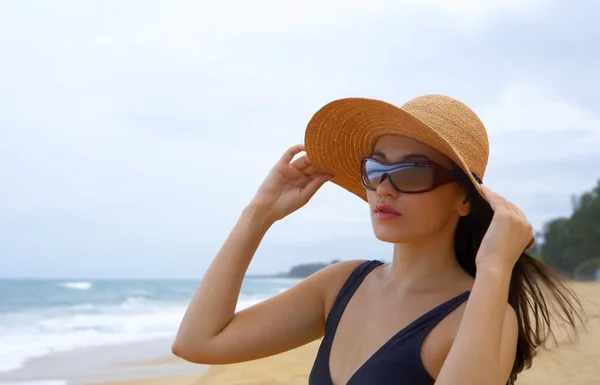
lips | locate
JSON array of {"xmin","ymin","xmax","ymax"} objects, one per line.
[
  {"xmin": 374, "ymin": 204, "xmax": 402, "ymax": 221},
  {"xmin": 375, "ymin": 204, "xmax": 401, "ymax": 215}
]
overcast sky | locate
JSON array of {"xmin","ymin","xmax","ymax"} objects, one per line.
[{"xmin": 1, "ymin": 0, "xmax": 599, "ymax": 278}]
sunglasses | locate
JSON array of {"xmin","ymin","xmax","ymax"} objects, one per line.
[{"xmin": 360, "ymin": 157, "xmax": 456, "ymax": 193}]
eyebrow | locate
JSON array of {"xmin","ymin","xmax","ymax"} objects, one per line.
[{"xmin": 370, "ymin": 151, "xmax": 431, "ymax": 161}]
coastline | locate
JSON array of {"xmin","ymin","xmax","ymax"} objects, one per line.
[
  {"xmin": 0, "ymin": 276, "xmax": 301, "ymax": 385},
  {"xmin": 2, "ymin": 282, "xmax": 599, "ymax": 385},
  {"xmin": 0, "ymin": 338, "xmax": 208, "ymax": 385}
]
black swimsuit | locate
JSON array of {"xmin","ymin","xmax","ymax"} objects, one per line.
[{"xmin": 308, "ymin": 260, "xmax": 470, "ymax": 385}]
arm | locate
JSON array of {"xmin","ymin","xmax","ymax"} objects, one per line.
[
  {"xmin": 172, "ymin": 204, "xmax": 362, "ymax": 364},
  {"xmin": 436, "ymin": 185, "xmax": 529, "ymax": 385},
  {"xmin": 435, "ymin": 265, "xmax": 518, "ymax": 385},
  {"xmin": 172, "ymin": 143, "xmax": 344, "ymax": 364}
]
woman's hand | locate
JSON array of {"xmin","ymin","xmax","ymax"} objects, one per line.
[
  {"xmin": 476, "ymin": 185, "xmax": 533, "ymax": 272},
  {"xmin": 249, "ymin": 144, "xmax": 333, "ymax": 224}
]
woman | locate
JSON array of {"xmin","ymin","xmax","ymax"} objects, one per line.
[{"xmin": 172, "ymin": 95, "xmax": 584, "ymax": 384}]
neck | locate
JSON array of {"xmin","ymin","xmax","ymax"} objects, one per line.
[{"xmin": 383, "ymin": 231, "xmax": 470, "ymax": 293}]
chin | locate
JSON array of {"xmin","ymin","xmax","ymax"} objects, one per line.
[{"xmin": 371, "ymin": 224, "xmax": 415, "ymax": 244}]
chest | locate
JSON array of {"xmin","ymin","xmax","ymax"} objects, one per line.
[{"xmin": 327, "ymin": 290, "xmax": 465, "ymax": 385}]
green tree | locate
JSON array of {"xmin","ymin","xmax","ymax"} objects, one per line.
[{"xmin": 538, "ymin": 180, "xmax": 600, "ymax": 278}]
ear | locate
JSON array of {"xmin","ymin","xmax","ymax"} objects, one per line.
[{"xmin": 456, "ymin": 187, "xmax": 471, "ymax": 217}]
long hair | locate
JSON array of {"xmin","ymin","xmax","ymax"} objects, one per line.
[{"xmin": 452, "ymin": 165, "xmax": 586, "ymax": 384}]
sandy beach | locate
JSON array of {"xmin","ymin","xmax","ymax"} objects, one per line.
[
  {"xmin": 86, "ymin": 282, "xmax": 600, "ymax": 385},
  {"xmin": 91, "ymin": 341, "xmax": 321, "ymax": 385}
]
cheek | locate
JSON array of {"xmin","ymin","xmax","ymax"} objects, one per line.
[
  {"xmin": 365, "ymin": 189, "xmax": 379, "ymax": 208},
  {"xmin": 401, "ymin": 189, "xmax": 459, "ymax": 226},
  {"xmin": 365, "ymin": 188, "xmax": 460, "ymax": 243}
]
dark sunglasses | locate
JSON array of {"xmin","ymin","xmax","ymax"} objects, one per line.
[{"xmin": 360, "ymin": 157, "xmax": 455, "ymax": 193}]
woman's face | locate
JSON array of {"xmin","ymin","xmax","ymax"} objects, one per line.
[{"xmin": 365, "ymin": 135, "xmax": 470, "ymax": 244}]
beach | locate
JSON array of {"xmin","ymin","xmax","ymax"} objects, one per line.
[
  {"xmin": 92, "ymin": 341, "xmax": 322, "ymax": 385},
  {"xmin": 2, "ymin": 281, "xmax": 598, "ymax": 385},
  {"xmin": 90, "ymin": 282, "xmax": 600, "ymax": 385}
]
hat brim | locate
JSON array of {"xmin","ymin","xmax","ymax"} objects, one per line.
[{"xmin": 304, "ymin": 98, "xmax": 535, "ymax": 250}]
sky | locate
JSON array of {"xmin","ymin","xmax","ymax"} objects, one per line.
[{"xmin": 1, "ymin": 0, "xmax": 599, "ymax": 278}]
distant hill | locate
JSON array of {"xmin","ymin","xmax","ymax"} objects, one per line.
[{"xmin": 247, "ymin": 259, "xmax": 342, "ymax": 279}]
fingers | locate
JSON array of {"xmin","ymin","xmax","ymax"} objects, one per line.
[
  {"xmin": 301, "ymin": 164, "xmax": 318, "ymax": 175},
  {"xmin": 280, "ymin": 144, "xmax": 305, "ymax": 164},
  {"xmin": 480, "ymin": 185, "xmax": 505, "ymax": 211},
  {"xmin": 481, "ymin": 185, "xmax": 513, "ymax": 210},
  {"xmin": 481, "ymin": 185, "xmax": 533, "ymax": 232},
  {"xmin": 290, "ymin": 152, "xmax": 320, "ymax": 177},
  {"xmin": 279, "ymin": 143, "xmax": 334, "ymax": 201},
  {"xmin": 291, "ymin": 154, "xmax": 311, "ymax": 170},
  {"xmin": 301, "ymin": 173, "xmax": 333, "ymax": 201}
]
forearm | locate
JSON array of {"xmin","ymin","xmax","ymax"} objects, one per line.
[
  {"xmin": 435, "ymin": 263, "xmax": 513, "ymax": 385},
  {"xmin": 174, "ymin": 204, "xmax": 273, "ymax": 346}
]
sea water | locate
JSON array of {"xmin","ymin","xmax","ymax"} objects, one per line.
[{"xmin": 0, "ymin": 277, "xmax": 298, "ymax": 379}]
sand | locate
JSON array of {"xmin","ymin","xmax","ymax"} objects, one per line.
[
  {"xmin": 515, "ymin": 282, "xmax": 600, "ymax": 385},
  {"xmin": 94, "ymin": 282, "xmax": 600, "ymax": 385}
]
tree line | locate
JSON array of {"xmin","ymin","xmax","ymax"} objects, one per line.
[{"xmin": 530, "ymin": 180, "xmax": 600, "ymax": 280}]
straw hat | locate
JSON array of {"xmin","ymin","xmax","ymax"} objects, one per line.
[{"xmin": 304, "ymin": 94, "xmax": 535, "ymax": 250}]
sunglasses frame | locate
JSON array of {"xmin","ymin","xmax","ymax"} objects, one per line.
[{"xmin": 360, "ymin": 157, "xmax": 456, "ymax": 194}]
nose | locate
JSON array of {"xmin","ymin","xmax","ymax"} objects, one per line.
[{"xmin": 375, "ymin": 173, "xmax": 398, "ymax": 197}]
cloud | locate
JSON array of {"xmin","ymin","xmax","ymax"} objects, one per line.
[
  {"xmin": 1, "ymin": 0, "xmax": 598, "ymax": 277},
  {"xmin": 476, "ymin": 81, "xmax": 600, "ymax": 230},
  {"xmin": 482, "ymin": 81, "xmax": 600, "ymax": 162}
]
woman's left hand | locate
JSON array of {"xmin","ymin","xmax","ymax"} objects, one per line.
[{"xmin": 476, "ymin": 185, "xmax": 533, "ymax": 272}]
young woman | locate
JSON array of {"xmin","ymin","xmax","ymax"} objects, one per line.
[{"xmin": 172, "ymin": 95, "xmax": 584, "ymax": 385}]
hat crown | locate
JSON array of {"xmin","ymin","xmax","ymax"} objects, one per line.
[{"xmin": 401, "ymin": 94, "xmax": 489, "ymax": 180}]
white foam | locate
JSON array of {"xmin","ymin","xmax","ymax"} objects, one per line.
[
  {"xmin": 0, "ymin": 280, "xmax": 297, "ymax": 375},
  {"xmin": 0, "ymin": 297, "xmax": 274, "ymax": 373},
  {"xmin": 57, "ymin": 282, "xmax": 92, "ymax": 290},
  {"xmin": 0, "ymin": 303, "xmax": 186, "ymax": 373}
]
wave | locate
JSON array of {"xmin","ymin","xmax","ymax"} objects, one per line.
[
  {"xmin": 57, "ymin": 281, "xmax": 92, "ymax": 290},
  {"xmin": 0, "ymin": 297, "xmax": 274, "ymax": 373},
  {"xmin": 119, "ymin": 297, "xmax": 148, "ymax": 308},
  {"xmin": 0, "ymin": 304, "xmax": 185, "ymax": 373},
  {"xmin": 0, "ymin": 278, "xmax": 298, "ymax": 374}
]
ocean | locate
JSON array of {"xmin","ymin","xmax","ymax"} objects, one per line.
[{"xmin": 0, "ymin": 277, "xmax": 299, "ymax": 383}]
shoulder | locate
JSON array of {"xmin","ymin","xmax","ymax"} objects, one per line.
[
  {"xmin": 287, "ymin": 259, "xmax": 371, "ymax": 307},
  {"xmin": 307, "ymin": 259, "xmax": 375, "ymax": 318},
  {"xmin": 456, "ymin": 298, "xmax": 518, "ymax": 353}
]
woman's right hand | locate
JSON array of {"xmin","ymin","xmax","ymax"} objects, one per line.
[{"xmin": 249, "ymin": 143, "xmax": 333, "ymax": 224}]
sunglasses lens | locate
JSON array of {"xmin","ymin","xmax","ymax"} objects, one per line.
[{"xmin": 362, "ymin": 160, "xmax": 434, "ymax": 192}]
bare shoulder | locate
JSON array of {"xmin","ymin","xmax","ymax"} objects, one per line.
[{"xmin": 307, "ymin": 259, "xmax": 370, "ymax": 320}]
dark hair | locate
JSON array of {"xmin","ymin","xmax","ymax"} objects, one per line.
[{"xmin": 452, "ymin": 165, "xmax": 586, "ymax": 385}]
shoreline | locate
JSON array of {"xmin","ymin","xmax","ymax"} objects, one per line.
[
  {"xmin": 0, "ymin": 338, "xmax": 208, "ymax": 385},
  {"xmin": 3, "ymin": 282, "xmax": 599, "ymax": 385}
]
